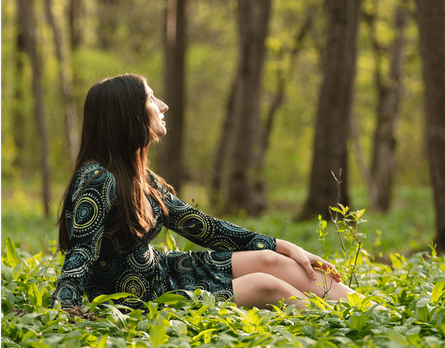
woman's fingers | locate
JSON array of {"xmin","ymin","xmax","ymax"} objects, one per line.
[{"xmin": 312, "ymin": 260, "xmax": 341, "ymax": 283}]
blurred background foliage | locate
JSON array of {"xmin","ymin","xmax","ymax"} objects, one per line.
[{"xmin": 1, "ymin": 0, "xmax": 441, "ymax": 257}]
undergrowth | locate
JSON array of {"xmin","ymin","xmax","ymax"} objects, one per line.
[{"xmin": 2, "ymin": 206, "xmax": 445, "ymax": 347}]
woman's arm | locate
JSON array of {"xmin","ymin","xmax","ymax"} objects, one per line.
[
  {"xmin": 275, "ymin": 239, "xmax": 341, "ymax": 283},
  {"xmin": 164, "ymin": 193, "xmax": 276, "ymax": 252}
]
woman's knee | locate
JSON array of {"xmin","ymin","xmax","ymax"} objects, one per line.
[
  {"xmin": 257, "ymin": 250, "xmax": 292, "ymax": 270},
  {"xmin": 232, "ymin": 250, "xmax": 295, "ymax": 279}
]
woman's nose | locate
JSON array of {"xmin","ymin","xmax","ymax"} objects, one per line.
[{"xmin": 159, "ymin": 100, "xmax": 168, "ymax": 113}]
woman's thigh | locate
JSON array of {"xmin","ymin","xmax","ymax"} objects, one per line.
[
  {"xmin": 232, "ymin": 272, "xmax": 308, "ymax": 309},
  {"xmin": 232, "ymin": 250, "xmax": 304, "ymax": 280}
]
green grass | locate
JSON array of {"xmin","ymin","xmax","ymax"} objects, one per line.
[{"xmin": 1, "ymin": 182, "xmax": 436, "ymax": 259}]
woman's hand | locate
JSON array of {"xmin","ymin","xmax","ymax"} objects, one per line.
[{"xmin": 275, "ymin": 239, "xmax": 341, "ymax": 283}]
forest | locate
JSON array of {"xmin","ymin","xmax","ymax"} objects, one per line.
[{"xmin": 2, "ymin": 0, "xmax": 445, "ymax": 347}]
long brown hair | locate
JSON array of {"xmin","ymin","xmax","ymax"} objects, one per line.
[{"xmin": 58, "ymin": 74, "xmax": 174, "ymax": 253}]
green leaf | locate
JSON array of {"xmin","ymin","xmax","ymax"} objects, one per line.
[
  {"xmin": 89, "ymin": 292, "xmax": 135, "ymax": 312},
  {"xmin": 97, "ymin": 334, "xmax": 109, "ymax": 348},
  {"xmin": 347, "ymin": 292, "xmax": 362, "ymax": 307},
  {"xmin": 349, "ymin": 313, "xmax": 368, "ymax": 332},
  {"xmin": 155, "ymin": 292, "xmax": 189, "ymax": 307},
  {"xmin": 2, "ymin": 287, "xmax": 15, "ymax": 304},
  {"xmin": 12, "ymin": 264, "xmax": 24, "ymax": 281},
  {"xmin": 28, "ymin": 282, "xmax": 43, "ymax": 307},
  {"xmin": 390, "ymin": 254, "xmax": 403, "ymax": 269},
  {"xmin": 170, "ymin": 319, "xmax": 188, "ymax": 336},
  {"xmin": 329, "ymin": 206, "xmax": 343, "ymax": 214},
  {"xmin": 431, "ymin": 278, "xmax": 445, "ymax": 304},
  {"xmin": 181, "ymin": 240, "xmax": 194, "ymax": 252},
  {"xmin": 166, "ymin": 230, "xmax": 178, "ymax": 250},
  {"xmin": 5, "ymin": 237, "xmax": 21, "ymax": 268},
  {"xmin": 150, "ymin": 323, "xmax": 166, "ymax": 346}
]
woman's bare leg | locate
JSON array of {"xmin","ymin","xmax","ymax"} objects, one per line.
[
  {"xmin": 232, "ymin": 272, "xmax": 309, "ymax": 309},
  {"xmin": 232, "ymin": 250, "xmax": 354, "ymax": 301}
]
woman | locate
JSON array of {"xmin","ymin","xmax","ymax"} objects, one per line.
[{"xmin": 52, "ymin": 74, "xmax": 354, "ymax": 311}]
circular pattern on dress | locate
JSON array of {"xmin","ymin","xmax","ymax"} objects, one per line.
[
  {"xmin": 177, "ymin": 213, "xmax": 210, "ymax": 240},
  {"xmin": 128, "ymin": 246, "xmax": 155, "ymax": 273},
  {"xmin": 174, "ymin": 253, "xmax": 198, "ymax": 272},
  {"xmin": 214, "ymin": 289, "xmax": 233, "ymax": 302},
  {"xmin": 219, "ymin": 220, "xmax": 250, "ymax": 233},
  {"xmin": 249, "ymin": 236, "xmax": 274, "ymax": 250},
  {"xmin": 165, "ymin": 195, "xmax": 189, "ymax": 211},
  {"xmin": 122, "ymin": 276, "xmax": 146, "ymax": 303},
  {"xmin": 91, "ymin": 258, "xmax": 120, "ymax": 279},
  {"xmin": 73, "ymin": 196, "xmax": 99, "ymax": 230},
  {"xmin": 53, "ymin": 282, "xmax": 79, "ymax": 307},
  {"xmin": 202, "ymin": 251, "xmax": 232, "ymax": 269},
  {"xmin": 178, "ymin": 274, "xmax": 196, "ymax": 289},
  {"xmin": 63, "ymin": 248, "xmax": 91, "ymax": 277}
]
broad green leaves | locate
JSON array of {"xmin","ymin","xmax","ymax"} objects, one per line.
[{"xmin": 2, "ymin": 237, "xmax": 445, "ymax": 347}]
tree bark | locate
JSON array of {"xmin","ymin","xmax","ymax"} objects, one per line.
[
  {"xmin": 209, "ymin": 67, "xmax": 241, "ymax": 209},
  {"xmin": 368, "ymin": 2, "xmax": 407, "ymax": 213},
  {"xmin": 258, "ymin": 8, "xmax": 314, "ymax": 179},
  {"xmin": 17, "ymin": 0, "xmax": 51, "ymax": 217},
  {"xmin": 97, "ymin": 0, "xmax": 119, "ymax": 50},
  {"xmin": 68, "ymin": 0, "xmax": 82, "ymax": 51},
  {"xmin": 44, "ymin": 0, "xmax": 80, "ymax": 165},
  {"xmin": 297, "ymin": 0, "xmax": 361, "ymax": 220},
  {"xmin": 13, "ymin": 28, "xmax": 26, "ymax": 169},
  {"xmin": 159, "ymin": 0, "xmax": 187, "ymax": 193},
  {"xmin": 414, "ymin": 0, "xmax": 445, "ymax": 254},
  {"xmin": 225, "ymin": 0, "xmax": 272, "ymax": 216}
]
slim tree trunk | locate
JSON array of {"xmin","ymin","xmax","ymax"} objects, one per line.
[
  {"xmin": 225, "ymin": 0, "xmax": 272, "ymax": 216},
  {"xmin": 160, "ymin": 0, "xmax": 187, "ymax": 193},
  {"xmin": 17, "ymin": 0, "xmax": 51, "ymax": 217},
  {"xmin": 13, "ymin": 28, "xmax": 26, "ymax": 169},
  {"xmin": 367, "ymin": 2, "xmax": 407, "ymax": 213},
  {"xmin": 44, "ymin": 0, "xmax": 80, "ymax": 165},
  {"xmin": 210, "ymin": 67, "xmax": 241, "ymax": 209},
  {"xmin": 97, "ymin": 0, "xmax": 118, "ymax": 50},
  {"xmin": 297, "ymin": 0, "xmax": 361, "ymax": 220},
  {"xmin": 258, "ymin": 8, "xmax": 314, "ymax": 177},
  {"xmin": 414, "ymin": 0, "xmax": 445, "ymax": 254},
  {"xmin": 69, "ymin": 0, "xmax": 82, "ymax": 51}
]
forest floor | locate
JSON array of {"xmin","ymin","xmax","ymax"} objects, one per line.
[{"xmin": 1, "ymin": 182, "xmax": 435, "ymax": 260}]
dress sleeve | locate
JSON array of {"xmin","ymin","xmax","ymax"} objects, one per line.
[
  {"xmin": 52, "ymin": 167, "xmax": 117, "ymax": 308},
  {"xmin": 163, "ymin": 193, "xmax": 276, "ymax": 252}
]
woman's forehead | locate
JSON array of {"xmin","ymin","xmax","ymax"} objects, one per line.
[{"xmin": 145, "ymin": 84, "xmax": 154, "ymax": 95}]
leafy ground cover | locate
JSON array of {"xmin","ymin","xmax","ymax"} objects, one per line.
[
  {"xmin": 2, "ymin": 186, "xmax": 443, "ymax": 347},
  {"xmin": 2, "ymin": 223, "xmax": 445, "ymax": 347}
]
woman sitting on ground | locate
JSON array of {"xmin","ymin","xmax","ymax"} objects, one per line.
[{"xmin": 52, "ymin": 73, "xmax": 355, "ymax": 311}]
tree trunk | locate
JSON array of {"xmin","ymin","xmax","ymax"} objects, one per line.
[
  {"xmin": 97, "ymin": 0, "xmax": 119, "ymax": 50},
  {"xmin": 44, "ymin": 0, "xmax": 80, "ymax": 165},
  {"xmin": 17, "ymin": 0, "xmax": 51, "ymax": 217},
  {"xmin": 13, "ymin": 28, "xmax": 26, "ymax": 169},
  {"xmin": 159, "ymin": 0, "xmax": 187, "ymax": 193},
  {"xmin": 68, "ymin": 0, "xmax": 82, "ymax": 51},
  {"xmin": 368, "ymin": 2, "xmax": 407, "ymax": 213},
  {"xmin": 297, "ymin": 0, "xmax": 361, "ymax": 221},
  {"xmin": 225, "ymin": 0, "xmax": 272, "ymax": 216},
  {"xmin": 209, "ymin": 67, "xmax": 241, "ymax": 209},
  {"xmin": 414, "ymin": 0, "xmax": 445, "ymax": 254},
  {"xmin": 258, "ymin": 8, "xmax": 314, "ymax": 182}
]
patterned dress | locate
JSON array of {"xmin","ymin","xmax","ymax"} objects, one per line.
[{"xmin": 52, "ymin": 162, "xmax": 276, "ymax": 309}]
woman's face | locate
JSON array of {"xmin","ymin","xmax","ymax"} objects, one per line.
[{"xmin": 146, "ymin": 85, "xmax": 168, "ymax": 137}]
